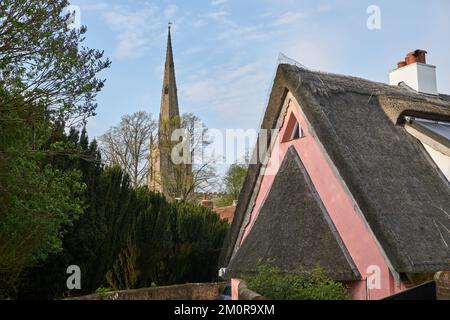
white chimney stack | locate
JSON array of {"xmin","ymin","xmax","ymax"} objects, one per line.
[{"xmin": 389, "ymin": 49, "xmax": 438, "ymax": 96}]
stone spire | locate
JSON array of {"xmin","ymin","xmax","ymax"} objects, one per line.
[
  {"xmin": 148, "ymin": 24, "xmax": 188, "ymax": 198},
  {"xmin": 159, "ymin": 24, "xmax": 180, "ymax": 128}
]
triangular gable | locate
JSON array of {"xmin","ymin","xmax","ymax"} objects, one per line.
[{"xmin": 226, "ymin": 146, "xmax": 360, "ymax": 281}]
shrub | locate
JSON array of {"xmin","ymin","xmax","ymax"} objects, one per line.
[{"xmin": 245, "ymin": 265, "xmax": 351, "ymax": 300}]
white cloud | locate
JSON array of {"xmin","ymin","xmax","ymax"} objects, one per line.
[
  {"xmin": 317, "ymin": 4, "xmax": 333, "ymax": 12},
  {"xmin": 79, "ymin": 2, "xmax": 108, "ymax": 11},
  {"xmin": 205, "ymin": 10, "xmax": 231, "ymax": 21},
  {"xmin": 164, "ymin": 4, "xmax": 178, "ymax": 20},
  {"xmin": 192, "ymin": 19, "xmax": 208, "ymax": 28},
  {"xmin": 211, "ymin": 0, "xmax": 228, "ymax": 6},
  {"xmin": 280, "ymin": 37, "xmax": 342, "ymax": 72},
  {"xmin": 215, "ymin": 24, "xmax": 285, "ymax": 44},
  {"xmin": 99, "ymin": 2, "xmax": 189, "ymax": 61},
  {"xmin": 103, "ymin": 4, "xmax": 161, "ymax": 60},
  {"xmin": 258, "ymin": 12, "xmax": 273, "ymax": 18},
  {"xmin": 199, "ymin": 9, "xmax": 235, "ymax": 28},
  {"xmin": 180, "ymin": 61, "xmax": 268, "ymax": 126},
  {"xmin": 222, "ymin": 63, "xmax": 259, "ymax": 81},
  {"xmin": 182, "ymin": 47, "xmax": 205, "ymax": 55},
  {"xmin": 273, "ymin": 11, "xmax": 304, "ymax": 26},
  {"xmin": 182, "ymin": 80, "xmax": 217, "ymax": 102}
]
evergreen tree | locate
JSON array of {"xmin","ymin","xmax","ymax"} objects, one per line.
[{"xmin": 0, "ymin": 0, "xmax": 109, "ymax": 297}]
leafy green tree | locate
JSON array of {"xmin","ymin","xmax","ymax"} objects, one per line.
[
  {"xmin": 0, "ymin": 0, "xmax": 109, "ymax": 297},
  {"xmin": 0, "ymin": 0, "xmax": 111, "ymax": 125},
  {"xmin": 0, "ymin": 91, "xmax": 85, "ymax": 297},
  {"xmin": 215, "ymin": 162, "xmax": 248, "ymax": 207},
  {"xmin": 14, "ymin": 130, "xmax": 135, "ymax": 299},
  {"xmin": 225, "ymin": 163, "xmax": 248, "ymax": 200}
]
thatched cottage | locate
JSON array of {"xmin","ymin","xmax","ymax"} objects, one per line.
[{"xmin": 219, "ymin": 50, "xmax": 450, "ymax": 300}]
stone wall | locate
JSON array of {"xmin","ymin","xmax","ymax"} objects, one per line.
[{"xmin": 73, "ymin": 282, "xmax": 227, "ymax": 300}]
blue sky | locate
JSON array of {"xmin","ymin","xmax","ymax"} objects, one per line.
[{"xmin": 72, "ymin": 0, "xmax": 450, "ymax": 143}]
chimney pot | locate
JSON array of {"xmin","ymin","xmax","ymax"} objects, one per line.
[
  {"xmin": 405, "ymin": 49, "xmax": 427, "ymax": 65},
  {"xmin": 389, "ymin": 49, "xmax": 437, "ymax": 95},
  {"xmin": 397, "ymin": 61, "xmax": 407, "ymax": 68},
  {"xmin": 201, "ymin": 193, "xmax": 214, "ymax": 209}
]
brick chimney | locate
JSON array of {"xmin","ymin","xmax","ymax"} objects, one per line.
[
  {"xmin": 201, "ymin": 194, "xmax": 214, "ymax": 209},
  {"xmin": 389, "ymin": 49, "xmax": 438, "ymax": 95}
]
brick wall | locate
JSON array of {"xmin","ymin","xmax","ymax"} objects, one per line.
[{"xmin": 73, "ymin": 282, "xmax": 227, "ymax": 300}]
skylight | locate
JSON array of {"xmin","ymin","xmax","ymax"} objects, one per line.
[
  {"xmin": 404, "ymin": 117, "xmax": 450, "ymax": 182},
  {"xmin": 415, "ymin": 119, "xmax": 450, "ymax": 140}
]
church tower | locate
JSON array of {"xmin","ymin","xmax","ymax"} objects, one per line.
[{"xmin": 148, "ymin": 24, "xmax": 192, "ymax": 199}]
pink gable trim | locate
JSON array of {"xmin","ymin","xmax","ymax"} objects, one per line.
[{"xmin": 237, "ymin": 95, "xmax": 407, "ymax": 300}]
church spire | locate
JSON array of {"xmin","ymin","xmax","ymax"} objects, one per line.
[
  {"xmin": 149, "ymin": 23, "xmax": 187, "ymax": 198},
  {"xmin": 159, "ymin": 22, "xmax": 179, "ymax": 124}
]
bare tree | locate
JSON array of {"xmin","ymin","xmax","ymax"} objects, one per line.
[
  {"xmin": 181, "ymin": 113, "xmax": 218, "ymax": 197},
  {"xmin": 99, "ymin": 111, "xmax": 157, "ymax": 188},
  {"xmin": 152, "ymin": 113, "xmax": 218, "ymax": 201}
]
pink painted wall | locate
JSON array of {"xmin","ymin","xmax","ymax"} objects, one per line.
[
  {"xmin": 231, "ymin": 279, "xmax": 241, "ymax": 300},
  {"xmin": 233, "ymin": 96, "xmax": 407, "ymax": 300}
]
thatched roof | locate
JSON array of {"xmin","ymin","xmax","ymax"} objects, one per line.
[
  {"xmin": 226, "ymin": 147, "xmax": 360, "ymax": 281},
  {"xmin": 220, "ymin": 63, "xmax": 450, "ymax": 276}
]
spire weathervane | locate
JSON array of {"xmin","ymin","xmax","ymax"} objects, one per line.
[{"xmin": 168, "ymin": 21, "xmax": 173, "ymax": 31}]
